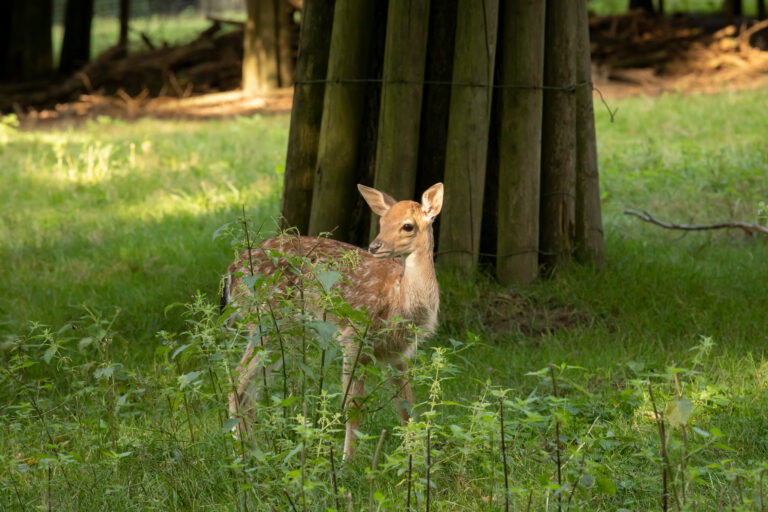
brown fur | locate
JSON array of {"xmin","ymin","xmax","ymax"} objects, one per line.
[{"xmin": 226, "ymin": 183, "xmax": 444, "ymax": 460}]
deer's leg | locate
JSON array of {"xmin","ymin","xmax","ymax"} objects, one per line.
[
  {"xmin": 341, "ymin": 331, "xmax": 368, "ymax": 461},
  {"xmin": 389, "ymin": 359, "xmax": 413, "ymax": 425},
  {"xmin": 228, "ymin": 337, "xmax": 281, "ymax": 437}
]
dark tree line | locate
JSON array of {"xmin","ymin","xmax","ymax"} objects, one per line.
[{"xmin": 0, "ymin": 0, "xmax": 126, "ymax": 83}]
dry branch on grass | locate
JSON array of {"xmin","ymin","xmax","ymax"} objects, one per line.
[{"xmin": 624, "ymin": 209, "xmax": 768, "ymax": 236}]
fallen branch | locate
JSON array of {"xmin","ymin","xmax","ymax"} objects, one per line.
[{"xmin": 624, "ymin": 209, "xmax": 768, "ymax": 236}]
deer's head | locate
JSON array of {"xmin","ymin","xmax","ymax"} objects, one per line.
[{"xmin": 357, "ymin": 183, "xmax": 444, "ymax": 258}]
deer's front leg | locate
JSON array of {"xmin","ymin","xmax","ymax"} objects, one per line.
[
  {"xmin": 228, "ymin": 337, "xmax": 281, "ymax": 438},
  {"xmin": 389, "ymin": 359, "xmax": 413, "ymax": 425}
]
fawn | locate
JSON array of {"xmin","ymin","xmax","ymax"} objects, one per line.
[{"xmin": 224, "ymin": 183, "xmax": 444, "ymax": 460}]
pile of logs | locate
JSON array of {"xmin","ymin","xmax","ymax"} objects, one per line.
[
  {"xmin": 590, "ymin": 10, "xmax": 768, "ymax": 82},
  {"xmin": 0, "ymin": 21, "xmax": 245, "ymax": 113}
]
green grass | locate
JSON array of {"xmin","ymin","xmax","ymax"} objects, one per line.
[
  {"xmin": 52, "ymin": 11, "xmax": 245, "ymax": 67},
  {"xmin": 589, "ymin": 0, "xmax": 766, "ymax": 15},
  {"xmin": 1, "ymin": 89, "xmax": 768, "ymax": 511}
]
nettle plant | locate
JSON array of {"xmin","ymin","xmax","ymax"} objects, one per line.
[{"xmin": 2, "ymin": 212, "xmax": 767, "ymax": 511}]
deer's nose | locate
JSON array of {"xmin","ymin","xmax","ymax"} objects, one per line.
[{"xmin": 368, "ymin": 240, "xmax": 382, "ymax": 254}]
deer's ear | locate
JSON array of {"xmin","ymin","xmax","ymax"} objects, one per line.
[
  {"xmin": 358, "ymin": 184, "xmax": 397, "ymax": 217},
  {"xmin": 420, "ymin": 183, "xmax": 443, "ymax": 222}
]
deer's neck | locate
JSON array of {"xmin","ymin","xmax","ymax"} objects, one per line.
[{"xmin": 399, "ymin": 239, "xmax": 439, "ymax": 333}]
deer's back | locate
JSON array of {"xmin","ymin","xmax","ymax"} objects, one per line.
[{"xmin": 228, "ymin": 235, "xmax": 406, "ymax": 325}]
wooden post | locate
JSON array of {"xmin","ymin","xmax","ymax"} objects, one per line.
[
  {"xmin": 60, "ymin": 0, "xmax": 94, "ymax": 74},
  {"xmin": 308, "ymin": 0, "xmax": 378, "ymax": 240},
  {"xmin": 119, "ymin": 0, "xmax": 130, "ymax": 47},
  {"xmin": 439, "ymin": 0, "xmax": 499, "ymax": 272},
  {"xmin": 539, "ymin": 0, "xmax": 578, "ymax": 272},
  {"xmin": 280, "ymin": 0, "xmax": 335, "ymax": 234},
  {"xmin": 370, "ymin": 0, "xmax": 431, "ymax": 239},
  {"xmin": 495, "ymin": 0, "xmax": 547, "ymax": 285},
  {"xmin": 243, "ymin": 0, "xmax": 279, "ymax": 93},
  {"xmin": 574, "ymin": 0, "xmax": 605, "ymax": 268}
]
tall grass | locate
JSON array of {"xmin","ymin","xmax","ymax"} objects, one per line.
[{"xmin": 1, "ymin": 88, "xmax": 767, "ymax": 510}]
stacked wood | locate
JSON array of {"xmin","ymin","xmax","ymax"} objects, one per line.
[
  {"xmin": 0, "ymin": 23, "xmax": 246, "ymax": 113},
  {"xmin": 589, "ymin": 11, "xmax": 768, "ymax": 82}
]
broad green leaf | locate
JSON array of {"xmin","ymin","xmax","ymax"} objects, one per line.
[
  {"xmin": 665, "ymin": 398, "xmax": 694, "ymax": 428},
  {"xmin": 596, "ymin": 477, "xmax": 616, "ymax": 495},
  {"xmin": 580, "ymin": 473, "xmax": 595, "ymax": 488},
  {"xmin": 317, "ymin": 270, "xmax": 341, "ymax": 293},
  {"xmin": 222, "ymin": 417, "xmax": 241, "ymax": 433},
  {"xmin": 178, "ymin": 370, "xmax": 204, "ymax": 389},
  {"xmin": 308, "ymin": 320, "xmax": 337, "ymax": 349}
]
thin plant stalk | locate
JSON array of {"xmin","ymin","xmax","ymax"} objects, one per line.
[
  {"xmin": 550, "ymin": 365, "xmax": 562, "ymax": 512},
  {"xmin": 329, "ymin": 441, "xmax": 340, "ymax": 512},
  {"xmin": 499, "ymin": 396, "xmax": 509, "ymax": 512},
  {"xmin": 406, "ymin": 453, "xmax": 413, "ymax": 511},
  {"xmin": 241, "ymin": 205, "xmax": 255, "ymax": 276},
  {"xmin": 175, "ymin": 359, "xmax": 196, "ymax": 444},
  {"xmin": 267, "ymin": 303, "xmax": 289, "ymax": 419},
  {"xmin": 673, "ymin": 371, "xmax": 689, "ymax": 507},
  {"xmin": 648, "ymin": 381, "xmax": 682, "ymax": 511},
  {"xmin": 369, "ymin": 429, "xmax": 387, "ymax": 512},
  {"xmin": 283, "ymin": 490, "xmax": 298, "ymax": 512},
  {"xmin": 427, "ymin": 428, "xmax": 431, "ymax": 512},
  {"xmin": 341, "ymin": 325, "xmax": 370, "ymax": 412},
  {"xmin": 301, "ymin": 401, "xmax": 307, "ymax": 512}
]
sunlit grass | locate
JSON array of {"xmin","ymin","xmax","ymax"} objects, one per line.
[
  {"xmin": 589, "ymin": 0, "xmax": 765, "ymax": 15},
  {"xmin": 0, "ymin": 114, "xmax": 288, "ymax": 344},
  {"xmin": 1, "ymin": 89, "xmax": 767, "ymax": 510}
]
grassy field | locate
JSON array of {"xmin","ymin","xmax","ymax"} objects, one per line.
[
  {"xmin": 1, "ymin": 89, "xmax": 767, "ymax": 511},
  {"xmin": 52, "ymin": 11, "xmax": 245, "ymax": 66},
  {"xmin": 589, "ymin": 0, "xmax": 766, "ymax": 15}
]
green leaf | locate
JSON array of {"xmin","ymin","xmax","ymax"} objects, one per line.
[
  {"xmin": 665, "ymin": 398, "xmax": 694, "ymax": 428},
  {"xmin": 317, "ymin": 270, "xmax": 341, "ymax": 293},
  {"xmin": 78, "ymin": 337, "xmax": 94, "ymax": 351},
  {"xmin": 171, "ymin": 344, "xmax": 191, "ymax": 360},
  {"xmin": 222, "ymin": 417, "xmax": 241, "ymax": 433},
  {"xmin": 243, "ymin": 274, "xmax": 263, "ymax": 292},
  {"xmin": 42, "ymin": 346, "xmax": 56, "ymax": 364},
  {"xmin": 596, "ymin": 477, "xmax": 616, "ymax": 495},
  {"xmin": 373, "ymin": 491, "xmax": 385, "ymax": 502},
  {"xmin": 308, "ymin": 320, "xmax": 337, "ymax": 349},
  {"xmin": 178, "ymin": 370, "xmax": 203, "ymax": 389},
  {"xmin": 212, "ymin": 223, "xmax": 231, "ymax": 241},
  {"xmin": 579, "ymin": 473, "xmax": 595, "ymax": 488}
]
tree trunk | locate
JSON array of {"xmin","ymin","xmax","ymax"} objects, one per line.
[
  {"xmin": 276, "ymin": 0, "xmax": 296, "ymax": 87},
  {"xmin": 369, "ymin": 0, "xmax": 431, "ymax": 239},
  {"xmin": 725, "ymin": 0, "xmax": 743, "ymax": 22},
  {"xmin": 0, "ymin": 0, "xmax": 53, "ymax": 82},
  {"xmin": 119, "ymin": 0, "xmax": 130, "ymax": 47},
  {"xmin": 416, "ymin": 0, "xmax": 458, "ymax": 252},
  {"xmin": 60, "ymin": 0, "xmax": 94, "ymax": 74},
  {"xmin": 308, "ymin": 0, "xmax": 378, "ymax": 241},
  {"xmin": 280, "ymin": 0, "xmax": 335, "ymax": 234},
  {"xmin": 439, "ymin": 0, "xmax": 499, "ymax": 272},
  {"xmin": 243, "ymin": 0, "xmax": 279, "ymax": 93},
  {"xmin": 574, "ymin": 0, "xmax": 605, "ymax": 268},
  {"xmin": 539, "ymin": 0, "xmax": 578, "ymax": 272},
  {"xmin": 495, "ymin": 0, "xmax": 546, "ymax": 285},
  {"xmin": 759, "ymin": 0, "xmax": 766, "ymax": 20},
  {"xmin": 629, "ymin": 0, "xmax": 654, "ymax": 12}
]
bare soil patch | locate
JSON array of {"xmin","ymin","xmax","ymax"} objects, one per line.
[
  {"xmin": 483, "ymin": 292, "xmax": 590, "ymax": 338},
  {"xmin": 591, "ymin": 11, "xmax": 768, "ymax": 97}
]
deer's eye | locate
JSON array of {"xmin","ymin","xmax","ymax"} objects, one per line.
[{"xmin": 402, "ymin": 223, "xmax": 414, "ymax": 232}]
